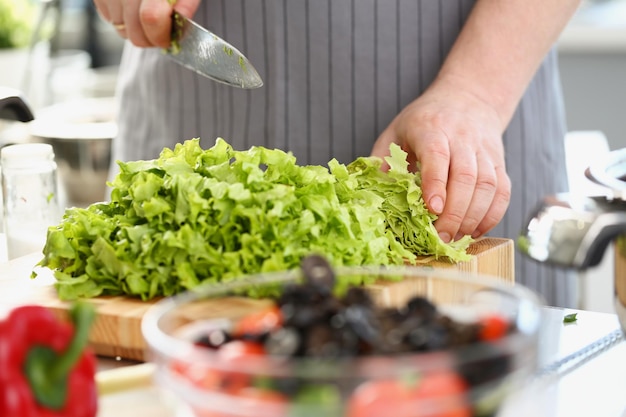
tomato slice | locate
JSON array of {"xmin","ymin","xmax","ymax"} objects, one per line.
[
  {"xmin": 181, "ymin": 363, "xmax": 222, "ymax": 390},
  {"xmin": 347, "ymin": 379, "xmax": 414, "ymax": 417},
  {"xmin": 478, "ymin": 314, "xmax": 509, "ymax": 342},
  {"xmin": 172, "ymin": 340, "xmax": 266, "ymax": 394},
  {"xmin": 233, "ymin": 306, "xmax": 283, "ymax": 337},
  {"xmin": 348, "ymin": 371, "xmax": 471, "ymax": 417},
  {"xmin": 412, "ymin": 371, "xmax": 471, "ymax": 417},
  {"xmin": 215, "ymin": 340, "xmax": 266, "ymax": 392}
]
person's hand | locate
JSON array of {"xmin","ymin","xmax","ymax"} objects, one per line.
[
  {"xmin": 371, "ymin": 77, "xmax": 511, "ymax": 242},
  {"xmin": 93, "ymin": 0, "xmax": 201, "ymax": 48}
]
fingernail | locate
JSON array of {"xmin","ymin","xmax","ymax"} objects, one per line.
[
  {"xmin": 454, "ymin": 233, "xmax": 464, "ymax": 241},
  {"xmin": 471, "ymin": 231, "xmax": 482, "ymax": 239},
  {"xmin": 429, "ymin": 196, "xmax": 444, "ymax": 214},
  {"xmin": 438, "ymin": 232, "xmax": 451, "ymax": 243}
]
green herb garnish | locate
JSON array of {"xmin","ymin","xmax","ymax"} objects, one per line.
[
  {"xmin": 168, "ymin": 11, "xmax": 184, "ymax": 55},
  {"xmin": 563, "ymin": 313, "xmax": 578, "ymax": 323}
]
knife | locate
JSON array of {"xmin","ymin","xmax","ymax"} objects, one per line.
[{"xmin": 166, "ymin": 11, "xmax": 263, "ymax": 89}]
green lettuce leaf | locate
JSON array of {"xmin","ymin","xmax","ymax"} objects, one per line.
[{"xmin": 37, "ymin": 138, "xmax": 472, "ymax": 300}]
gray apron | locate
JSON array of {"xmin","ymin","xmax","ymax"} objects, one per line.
[{"xmin": 113, "ymin": 0, "xmax": 577, "ymax": 307}]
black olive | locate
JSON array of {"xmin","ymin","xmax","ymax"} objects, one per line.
[
  {"xmin": 407, "ymin": 326, "xmax": 431, "ymax": 350},
  {"xmin": 279, "ymin": 282, "xmax": 341, "ymax": 329},
  {"xmin": 300, "ymin": 254, "xmax": 335, "ymax": 292},
  {"xmin": 197, "ymin": 262, "xmax": 514, "ymax": 376},
  {"xmin": 305, "ymin": 323, "xmax": 340, "ymax": 357},
  {"xmin": 342, "ymin": 286, "xmax": 373, "ymax": 307},
  {"xmin": 342, "ymin": 305, "xmax": 384, "ymax": 350},
  {"xmin": 405, "ymin": 296, "xmax": 438, "ymax": 321},
  {"xmin": 281, "ymin": 303, "xmax": 321, "ymax": 329},
  {"xmin": 455, "ymin": 343, "xmax": 512, "ymax": 388},
  {"xmin": 306, "ymin": 322, "xmax": 361, "ymax": 358},
  {"xmin": 422, "ymin": 321, "xmax": 449, "ymax": 350}
]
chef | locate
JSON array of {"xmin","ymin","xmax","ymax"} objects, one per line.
[{"xmin": 94, "ymin": 0, "xmax": 581, "ymax": 308}]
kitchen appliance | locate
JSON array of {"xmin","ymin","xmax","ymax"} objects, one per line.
[
  {"xmin": 519, "ymin": 147, "xmax": 626, "ymax": 334},
  {"xmin": 0, "ymin": 87, "xmax": 34, "ymax": 122},
  {"xmin": 29, "ymin": 97, "xmax": 115, "ymax": 206}
]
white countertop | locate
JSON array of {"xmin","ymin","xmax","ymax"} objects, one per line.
[
  {"xmin": 500, "ymin": 307, "xmax": 626, "ymax": 417},
  {"xmin": 94, "ymin": 307, "xmax": 626, "ymax": 417},
  {"xmin": 0, "ymin": 252, "xmax": 624, "ymax": 417}
]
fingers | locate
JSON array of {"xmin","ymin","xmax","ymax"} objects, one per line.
[
  {"xmin": 93, "ymin": 0, "xmax": 115, "ymax": 24},
  {"xmin": 124, "ymin": 0, "xmax": 177, "ymax": 48},
  {"xmin": 461, "ymin": 155, "xmax": 497, "ymax": 238},
  {"xmin": 141, "ymin": 0, "xmax": 202, "ymax": 47},
  {"xmin": 124, "ymin": 0, "xmax": 172, "ymax": 48},
  {"xmin": 416, "ymin": 131, "xmax": 451, "ymax": 217},
  {"xmin": 375, "ymin": 123, "xmax": 508, "ymax": 242},
  {"xmin": 94, "ymin": 0, "xmax": 200, "ymax": 48},
  {"xmin": 432, "ymin": 150, "xmax": 509, "ymax": 242},
  {"xmin": 429, "ymin": 144, "xmax": 475, "ymax": 242},
  {"xmin": 139, "ymin": 0, "xmax": 177, "ymax": 48},
  {"xmin": 123, "ymin": 0, "xmax": 151, "ymax": 46},
  {"xmin": 372, "ymin": 84, "xmax": 510, "ymax": 243},
  {"xmin": 474, "ymin": 165, "xmax": 511, "ymax": 237},
  {"xmin": 449, "ymin": 152, "xmax": 497, "ymax": 239},
  {"xmin": 94, "ymin": 0, "xmax": 128, "ymax": 38}
]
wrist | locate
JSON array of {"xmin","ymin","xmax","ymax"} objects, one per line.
[{"xmin": 425, "ymin": 72, "xmax": 510, "ymax": 134}]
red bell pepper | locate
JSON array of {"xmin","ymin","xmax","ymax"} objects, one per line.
[{"xmin": 0, "ymin": 302, "xmax": 98, "ymax": 417}]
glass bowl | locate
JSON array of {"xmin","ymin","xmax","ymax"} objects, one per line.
[{"xmin": 141, "ymin": 264, "xmax": 543, "ymax": 417}]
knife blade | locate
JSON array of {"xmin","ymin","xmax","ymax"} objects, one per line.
[{"xmin": 166, "ymin": 11, "xmax": 263, "ymax": 89}]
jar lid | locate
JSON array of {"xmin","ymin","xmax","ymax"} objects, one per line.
[{"xmin": 1, "ymin": 143, "xmax": 55, "ymax": 168}]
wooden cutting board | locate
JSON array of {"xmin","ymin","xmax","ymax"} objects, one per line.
[{"xmin": 0, "ymin": 237, "xmax": 514, "ymax": 361}]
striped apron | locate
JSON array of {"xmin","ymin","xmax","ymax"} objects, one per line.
[{"xmin": 113, "ymin": 0, "xmax": 577, "ymax": 307}]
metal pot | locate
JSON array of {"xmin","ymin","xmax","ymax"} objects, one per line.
[
  {"xmin": 519, "ymin": 148, "xmax": 626, "ymax": 334},
  {"xmin": 0, "ymin": 87, "xmax": 34, "ymax": 122},
  {"xmin": 28, "ymin": 97, "xmax": 115, "ymax": 206}
]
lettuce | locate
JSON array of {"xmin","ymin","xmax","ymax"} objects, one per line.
[{"xmin": 37, "ymin": 138, "xmax": 472, "ymax": 300}]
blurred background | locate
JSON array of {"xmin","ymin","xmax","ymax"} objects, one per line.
[
  {"xmin": 0, "ymin": 0, "xmax": 123, "ymax": 107},
  {"xmin": 1, "ymin": 0, "xmax": 624, "ymax": 145},
  {"xmin": 0, "ymin": 0, "xmax": 624, "ymax": 311},
  {"xmin": 0, "ymin": 0, "xmax": 624, "ymax": 145}
]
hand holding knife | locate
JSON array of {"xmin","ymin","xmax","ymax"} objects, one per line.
[
  {"xmin": 93, "ymin": 0, "xmax": 263, "ymax": 89},
  {"xmin": 166, "ymin": 11, "xmax": 263, "ymax": 89}
]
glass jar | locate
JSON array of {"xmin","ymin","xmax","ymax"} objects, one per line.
[{"xmin": 1, "ymin": 143, "xmax": 61, "ymax": 260}]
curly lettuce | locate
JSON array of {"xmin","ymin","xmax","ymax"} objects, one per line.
[{"xmin": 37, "ymin": 138, "xmax": 472, "ymax": 300}]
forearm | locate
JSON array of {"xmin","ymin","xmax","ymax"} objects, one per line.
[{"xmin": 436, "ymin": 0, "xmax": 581, "ymax": 131}]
